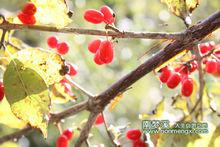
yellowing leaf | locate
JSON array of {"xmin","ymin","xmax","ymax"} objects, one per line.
[
  {"xmin": 172, "ymin": 95, "xmax": 189, "ymax": 116},
  {"xmin": 158, "ymin": 134, "xmax": 200, "ymax": 147},
  {"xmin": 13, "ymin": 48, "xmax": 65, "ymax": 86},
  {"xmin": 139, "ymin": 99, "xmax": 165, "ymax": 119},
  {"xmin": 161, "ymin": 0, "xmax": 199, "ymax": 25},
  {"xmin": 109, "ymin": 94, "xmax": 123, "ymax": 112},
  {"xmin": 0, "ymin": 141, "xmax": 18, "ymax": 147},
  {"xmin": 3, "ymin": 59, "xmax": 50, "ymax": 137},
  {"xmin": 0, "ymin": 98, "xmax": 26, "ymax": 128},
  {"xmin": 50, "ymin": 82, "xmax": 76, "ymax": 103},
  {"xmin": 32, "ymin": 0, "xmax": 72, "ymax": 27}
]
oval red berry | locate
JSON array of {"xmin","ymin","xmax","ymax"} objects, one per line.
[
  {"xmin": 17, "ymin": 12, "xmax": 36, "ymax": 25},
  {"xmin": 62, "ymin": 129, "xmax": 73, "ymax": 140},
  {"xmin": 159, "ymin": 67, "xmax": 171, "ymax": 83},
  {"xmin": 181, "ymin": 78, "xmax": 193, "ymax": 97},
  {"xmin": 66, "ymin": 63, "xmax": 77, "ymax": 76},
  {"xmin": 133, "ymin": 139, "xmax": 147, "ymax": 147},
  {"xmin": 0, "ymin": 82, "xmax": 4, "ymax": 101},
  {"xmin": 99, "ymin": 40, "xmax": 114, "ymax": 64},
  {"xmin": 100, "ymin": 5, "xmax": 115, "ymax": 24},
  {"xmin": 205, "ymin": 59, "xmax": 217, "ymax": 73},
  {"xmin": 84, "ymin": 9, "xmax": 104, "ymax": 24},
  {"xmin": 126, "ymin": 129, "xmax": 142, "ymax": 141},
  {"xmin": 57, "ymin": 42, "xmax": 69, "ymax": 55},
  {"xmin": 166, "ymin": 72, "xmax": 181, "ymax": 89},
  {"xmin": 56, "ymin": 135, "xmax": 68, "ymax": 147},
  {"xmin": 47, "ymin": 36, "xmax": 58, "ymax": 48},
  {"xmin": 94, "ymin": 51, "xmax": 104, "ymax": 65},
  {"xmin": 88, "ymin": 39, "xmax": 102, "ymax": 53},
  {"xmin": 95, "ymin": 113, "xmax": 104, "ymax": 125},
  {"xmin": 22, "ymin": 2, "xmax": 37, "ymax": 15}
]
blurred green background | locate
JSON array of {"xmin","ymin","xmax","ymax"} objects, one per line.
[{"xmin": 0, "ymin": 0, "xmax": 220, "ymax": 147}]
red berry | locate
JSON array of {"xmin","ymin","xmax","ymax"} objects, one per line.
[
  {"xmin": 181, "ymin": 78, "xmax": 193, "ymax": 97},
  {"xmin": 216, "ymin": 61, "xmax": 220, "ymax": 74},
  {"xmin": 100, "ymin": 5, "xmax": 115, "ymax": 24},
  {"xmin": 205, "ymin": 59, "xmax": 217, "ymax": 73},
  {"xmin": 99, "ymin": 40, "xmax": 114, "ymax": 64},
  {"xmin": 84, "ymin": 9, "xmax": 104, "ymax": 24},
  {"xmin": 198, "ymin": 42, "xmax": 215, "ymax": 54},
  {"xmin": 47, "ymin": 36, "xmax": 58, "ymax": 48},
  {"xmin": 95, "ymin": 113, "xmax": 104, "ymax": 125},
  {"xmin": 94, "ymin": 51, "xmax": 104, "ymax": 65},
  {"xmin": 22, "ymin": 2, "xmax": 37, "ymax": 15},
  {"xmin": 66, "ymin": 63, "xmax": 77, "ymax": 76},
  {"xmin": 88, "ymin": 39, "xmax": 102, "ymax": 53},
  {"xmin": 0, "ymin": 82, "xmax": 4, "ymax": 101},
  {"xmin": 62, "ymin": 129, "xmax": 73, "ymax": 140},
  {"xmin": 17, "ymin": 12, "xmax": 36, "ymax": 25},
  {"xmin": 189, "ymin": 61, "xmax": 198, "ymax": 73},
  {"xmin": 126, "ymin": 129, "xmax": 142, "ymax": 141},
  {"xmin": 214, "ymin": 50, "xmax": 220, "ymax": 59},
  {"xmin": 133, "ymin": 139, "xmax": 147, "ymax": 147},
  {"xmin": 56, "ymin": 135, "xmax": 68, "ymax": 147},
  {"xmin": 159, "ymin": 67, "xmax": 171, "ymax": 83},
  {"xmin": 57, "ymin": 42, "xmax": 69, "ymax": 55},
  {"xmin": 166, "ymin": 72, "xmax": 181, "ymax": 89}
]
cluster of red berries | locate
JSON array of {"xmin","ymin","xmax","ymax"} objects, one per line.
[
  {"xmin": 199, "ymin": 41, "xmax": 220, "ymax": 75},
  {"xmin": 17, "ymin": 2, "xmax": 37, "ymax": 25},
  {"xmin": 84, "ymin": 5, "xmax": 115, "ymax": 24},
  {"xmin": 88, "ymin": 39, "xmax": 114, "ymax": 65},
  {"xmin": 159, "ymin": 64, "xmax": 196, "ymax": 97},
  {"xmin": 158, "ymin": 41, "xmax": 219, "ymax": 97},
  {"xmin": 56, "ymin": 129, "xmax": 73, "ymax": 147},
  {"xmin": 47, "ymin": 36, "xmax": 70, "ymax": 55},
  {"xmin": 126, "ymin": 129, "xmax": 147, "ymax": 147},
  {"xmin": 95, "ymin": 113, "xmax": 104, "ymax": 125},
  {"xmin": 0, "ymin": 82, "xmax": 4, "ymax": 101}
]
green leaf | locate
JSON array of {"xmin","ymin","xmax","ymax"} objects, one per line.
[
  {"xmin": 3, "ymin": 59, "xmax": 50, "ymax": 137},
  {"xmin": 161, "ymin": 0, "xmax": 199, "ymax": 25},
  {"xmin": 13, "ymin": 48, "xmax": 66, "ymax": 86}
]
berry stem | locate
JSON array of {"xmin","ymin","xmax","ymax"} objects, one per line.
[{"xmin": 102, "ymin": 112, "xmax": 118, "ymax": 147}]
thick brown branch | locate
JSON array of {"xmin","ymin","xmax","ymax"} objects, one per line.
[{"xmin": 0, "ymin": 23, "xmax": 183, "ymax": 40}]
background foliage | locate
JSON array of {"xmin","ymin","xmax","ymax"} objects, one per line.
[{"xmin": 0, "ymin": 0, "xmax": 220, "ymax": 146}]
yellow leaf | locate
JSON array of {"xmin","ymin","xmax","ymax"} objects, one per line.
[
  {"xmin": 0, "ymin": 141, "xmax": 18, "ymax": 147},
  {"xmin": 32, "ymin": 0, "xmax": 72, "ymax": 27},
  {"xmin": 172, "ymin": 95, "xmax": 189, "ymax": 116},
  {"xmin": 109, "ymin": 94, "xmax": 123, "ymax": 112},
  {"xmin": 13, "ymin": 48, "xmax": 66, "ymax": 86},
  {"xmin": 0, "ymin": 98, "xmax": 26, "ymax": 129},
  {"xmin": 50, "ymin": 82, "xmax": 76, "ymax": 103},
  {"xmin": 139, "ymin": 99, "xmax": 165, "ymax": 119},
  {"xmin": 161, "ymin": 0, "xmax": 199, "ymax": 24}
]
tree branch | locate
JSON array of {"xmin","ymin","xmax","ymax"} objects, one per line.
[{"xmin": 0, "ymin": 23, "xmax": 184, "ymax": 40}]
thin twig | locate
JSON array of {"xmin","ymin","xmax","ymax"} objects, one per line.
[
  {"xmin": 0, "ymin": 23, "xmax": 184, "ymax": 40},
  {"xmin": 102, "ymin": 112, "xmax": 118, "ymax": 147},
  {"xmin": 65, "ymin": 76, "xmax": 95, "ymax": 98},
  {"xmin": 193, "ymin": 46, "xmax": 205, "ymax": 120}
]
